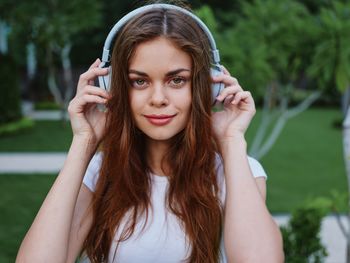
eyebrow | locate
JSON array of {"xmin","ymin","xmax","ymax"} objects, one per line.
[{"xmin": 128, "ymin": 68, "xmax": 191, "ymax": 77}]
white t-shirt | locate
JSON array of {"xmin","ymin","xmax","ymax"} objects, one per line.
[{"xmin": 82, "ymin": 152, "xmax": 267, "ymax": 263}]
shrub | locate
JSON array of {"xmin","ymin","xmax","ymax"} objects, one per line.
[
  {"xmin": 0, "ymin": 54, "xmax": 21, "ymax": 124},
  {"xmin": 281, "ymin": 198, "xmax": 330, "ymax": 262},
  {"xmin": 0, "ymin": 118, "xmax": 34, "ymax": 137},
  {"xmin": 34, "ymin": 101, "xmax": 61, "ymax": 110}
]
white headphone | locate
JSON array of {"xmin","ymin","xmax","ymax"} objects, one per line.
[{"xmin": 98, "ymin": 3, "xmax": 224, "ymax": 105}]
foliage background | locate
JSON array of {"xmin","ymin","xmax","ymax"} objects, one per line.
[{"xmin": 0, "ymin": 0, "xmax": 349, "ymax": 262}]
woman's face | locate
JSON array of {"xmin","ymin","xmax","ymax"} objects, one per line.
[{"xmin": 128, "ymin": 37, "xmax": 192, "ymax": 142}]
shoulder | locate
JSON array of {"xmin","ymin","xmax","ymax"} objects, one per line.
[{"xmin": 82, "ymin": 151, "xmax": 103, "ymax": 192}]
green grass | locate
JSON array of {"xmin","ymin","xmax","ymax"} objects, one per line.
[
  {"xmin": 0, "ymin": 174, "xmax": 56, "ymax": 263},
  {"xmin": 0, "ymin": 120, "xmax": 72, "ymax": 152},
  {"xmin": 245, "ymin": 108, "xmax": 347, "ymax": 213}
]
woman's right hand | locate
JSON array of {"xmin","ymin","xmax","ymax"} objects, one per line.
[{"xmin": 68, "ymin": 59, "xmax": 110, "ymax": 145}]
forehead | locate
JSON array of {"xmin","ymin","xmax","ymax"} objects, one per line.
[{"xmin": 129, "ymin": 37, "xmax": 192, "ymax": 72}]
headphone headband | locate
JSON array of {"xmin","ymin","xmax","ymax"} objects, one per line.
[{"xmin": 101, "ymin": 3, "xmax": 220, "ymax": 64}]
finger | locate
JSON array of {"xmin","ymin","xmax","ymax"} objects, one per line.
[
  {"xmin": 220, "ymin": 65, "xmax": 231, "ymax": 76},
  {"xmin": 87, "ymin": 59, "xmax": 103, "ymax": 86},
  {"xmin": 76, "ymin": 94, "xmax": 108, "ymax": 107},
  {"xmin": 223, "ymin": 94, "xmax": 234, "ymax": 105},
  {"xmin": 212, "ymin": 73, "xmax": 239, "ymax": 86},
  {"xmin": 68, "ymin": 94, "xmax": 107, "ymax": 115},
  {"xmin": 77, "ymin": 67, "xmax": 109, "ymax": 90},
  {"xmin": 231, "ymin": 91, "xmax": 253, "ymax": 105},
  {"xmin": 216, "ymin": 85, "xmax": 243, "ymax": 102},
  {"xmin": 78, "ymin": 85, "xmax": 111, "ymax": 99},
  {"xmin": 89, "ymin": 58, "xmax": 101, "ymax": 70}
]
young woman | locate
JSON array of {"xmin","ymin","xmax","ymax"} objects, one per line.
[{"xmin": 16, "ymin": 2, "xmax": 284, "ymax": 263}]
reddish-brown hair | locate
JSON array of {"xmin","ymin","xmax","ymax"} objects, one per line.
[{"xmin": 83, "ymin": 3, "xmax": 223, "ymax": 262}]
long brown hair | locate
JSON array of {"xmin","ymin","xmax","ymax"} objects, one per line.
[{"xmin": 83, "ymin": 2, "xmax": 223, "ymax": 262}]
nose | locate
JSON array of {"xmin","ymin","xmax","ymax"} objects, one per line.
[{"xmin": 149, "ymin": 82, "xmax": 168, "ymax": 107}]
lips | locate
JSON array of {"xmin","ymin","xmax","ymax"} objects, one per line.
[{"xmin": 144, "ymin": 114, "xmax": 177, "ymax": 126}]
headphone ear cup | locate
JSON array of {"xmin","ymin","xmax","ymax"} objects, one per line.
[{"xmin": 210, "ymin": 65, "xmax": 224, "ymax": 105}]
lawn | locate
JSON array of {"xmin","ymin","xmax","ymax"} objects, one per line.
[
  {"xmin": 0, "ymin": 108, "xmax": 347, "ymax": 262},
  {"xmin": 0, "ymin": 120, "xmax": 72, "ymax": 152},
  {"xmin": 253, "ymin": 108, "xmax": 347, "ymax": 213},
  {"xmin": 0, "ymin": 174, "xmax": 56, "ymax": 263}
]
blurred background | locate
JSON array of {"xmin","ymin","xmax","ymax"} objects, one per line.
[{"xmin": 0, "ymin": 0, "xmax": 349, "ymax": 262}]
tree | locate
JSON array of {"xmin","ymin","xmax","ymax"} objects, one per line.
[
  {"xmin": 308, "ymin": 1, "xmax": 350, "ymax": 261},
  {"xmin": 0, "ymin": 1, "xmax": 22, "ymax": 126},
  {"xmin": 8, "ymin": 0, "xmax": 102, "ymax": 120},
  {"xmin": 212, "ymin": 0, "xmax": 322, "ymax": 159},
  {"xmin": 0, "ymin": 0, "xmax": 15, "ymax": 54},
  {"xmin": 308, "ymin": 1, "xmax": 350, "ymax": 117}
]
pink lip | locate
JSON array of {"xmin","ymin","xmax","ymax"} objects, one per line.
[{"xmin": 144, "ymin": 114, "xmax": 176, "ymax": 126}]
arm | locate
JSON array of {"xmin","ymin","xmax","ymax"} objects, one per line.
[
  {"xmin": 66, "ymin": 184, "xmax": 94, "ymax": 262},
  {"xmin": 16, "ymin": 59, "xmax": 109, "ymax": 263},
  {"xmin": 212, "ymin": 68, "xmax": 283, "ymax": 262},
  {"xmin": 222, "ymin": 136, "xmax": 283, "ymax": 263},
  {"xmin": 255, "ymin": 177, "xmax": 267, "ymax": 202},
  {"xmin": 16, "ymin": 137, "xmax": 96, "ymax": 263}
]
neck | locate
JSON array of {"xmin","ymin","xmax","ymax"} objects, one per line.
[{"xmin": 146, "ymin": 139, "xmax": 171, "ymax": 176}]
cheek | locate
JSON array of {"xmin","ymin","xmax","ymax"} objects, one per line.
[
  {"xmin": 183, "ymin": 96, "xmax": 192, "ymax": 112},
  {"xmin": 129, "ymin": 91, "xmax": 144, "ymax": 115},
  {"xmin": 174, "ymin": 89, "xmax": 192, "ymax": 114}
]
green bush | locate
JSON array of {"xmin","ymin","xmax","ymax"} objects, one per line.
[
  {"xmin": 281, "ymin": 198, "xmax": 330, "ymax": 262},
  {"xmin": 0, "ymin": 54, "xmax": 21, "ymax": 125},
  {"xmin": 34, "ymin": 101, "xmax": 61, "ymax": 110},
  {"xmin": 0, "ymin": 118, "xmax": 34, "ymax": 137}
]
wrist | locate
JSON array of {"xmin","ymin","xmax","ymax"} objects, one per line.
[
  {"xmin": 219, "ymin": 133, "xmax": 247, "ymax": 155},
  {"xmin": 71, "ymin": 135, "xmax": 99, "ymax": 154},
  {"xmin": 61, "ymin": 136, "xmax": 98, "ymax": 178},
  {"xmin": 219, "ymin": 132, "xmax": 246, "ymax": 145}
]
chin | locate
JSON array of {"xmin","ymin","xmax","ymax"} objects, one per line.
[
  {"xmin": 144, "ymin": 131, "xmax": 179, "ymax": 142},
  {"xmin": 138, "ymin": 125, "xmax": 185, "ymax": 143}
]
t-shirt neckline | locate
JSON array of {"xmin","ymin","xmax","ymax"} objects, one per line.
[{"xmin": 150, "ymin": 172, "xmax": 169, "ymax": 183}]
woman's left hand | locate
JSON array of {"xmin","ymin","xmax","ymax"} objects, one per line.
[{"xmin": 212, "ymin": 66, "xmax": 256, "ymax": 142}]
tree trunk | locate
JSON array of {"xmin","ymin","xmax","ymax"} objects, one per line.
[
  {"xmin": 343, "ymin": 104, "xmax": 350, "ymax": 263},
  {"xmin": 249, "ymin": 84, "xmax": 274, "ymax": 156},
  {"xmin": 249, "ymin": 81, "xmax": 321, "ymax": 159},
  {"xmin": 0, "ymin": 20, "xmax": 10, "ymax": 54},
  {"xmin": 60, "ymin": 43, "xmax": 74, "ymax": 123},
  {"xmin": 342, "ymin": 87, "xmax": 350, "ymax": 118},
  {"xmin": 46, "ymin": 43, "xmax": 63, "ymax": 106},
  {"xmin": 347, "ymin": 241, "xmax": 350, "ymax": 263},
  {"xmin": 26, "ymin": 42, "xmax": 37, "ymax": 80}
]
